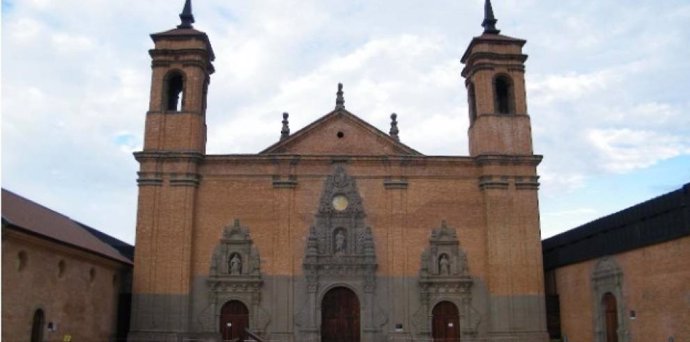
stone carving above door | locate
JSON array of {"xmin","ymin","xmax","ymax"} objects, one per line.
[
  {"xmin": 303, "ymin": 165, "xmax": 377, "ymax": 292},
  {"xmin": 297, "ymin": 165, "xmax": 383, "ymax": 342},
  {"xmin": 415, "ymin": 220, "xmax": 479, "ymax": 338},
  {"xmin": 208, "ymin": 219, "xmax": 269, "ymax": 334}
]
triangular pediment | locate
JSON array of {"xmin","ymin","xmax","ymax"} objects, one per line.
[{"xmin": 261, "ymin": 109, "xmax": 422, "ymax": 156}]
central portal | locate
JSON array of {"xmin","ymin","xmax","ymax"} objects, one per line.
[{"xmin": 321, "ymin": 287, "xmax": 360, "ymax": 342}]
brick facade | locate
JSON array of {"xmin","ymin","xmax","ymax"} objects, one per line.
[{"xmin": 129, "ymin": 2, "xmax": 549, "ymax": 341}]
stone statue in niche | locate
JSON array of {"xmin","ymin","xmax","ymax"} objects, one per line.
[
  {"xmin": 439, "ymin": 254, "xmax": 450, "ymax": 275},
  {"xmin": 229, "ymin": 253, "xmax": 242, "ymax": 275},
  {"xmin": 334, "ymin": 230, "xmax": 346, "ymax": 255}
]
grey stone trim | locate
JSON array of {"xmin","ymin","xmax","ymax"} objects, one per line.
[
  {"xmin": 169, "ymin": 173, "xmax": 201, "ymax": 187},
  {"xmin": 479, "ymin": 175, "xmax": 510, "ymax": 190},
  {"xmin": 383, "ymin": 178, "xmax": 408, "ymax": 189},
  {"xmin": 515, "ymin": 176, "xmax": 540, "ymax": 190},
  {"xmin": 207, "ymin": 219, "xmax": 270, "ymax": 335},
  {"xmin": 474, "ymin": 154, "xmax": 542, "ymax": 167},
  {"xmin": 272, "ymin": 175, "xmax": 298, "ymax": 188},
  {"xmin": 591, "ymin": 256, "xmax": 629, "ymax": 342},
  {"xmin": 149, "ymin": 48, "xmax": 214, "ymax": 59},
  {"xmin": 415, "ymin": 221, "xmax": 481, "ymax": 339},
  {"xmin": 462, "ymin": 52, "xmax": 529, "ymax": 65},
  {"xmin": 134, "ymin": 151, "xmax": 204, "ymax": 163},
  {"xmin": 137, "ymin": 172, "xmax": 163, "ymax": 186},
  {"xmin": 146, "ymin": 110, "xmax": 205, "ymax": 116}
]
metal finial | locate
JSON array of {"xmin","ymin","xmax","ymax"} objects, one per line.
[
  {"xmin": 481, "ymin": 0, "xmax": 500, "ymax": 34},
  {"xmin": 335, "ymin": 83, "xmax": 345, "ymax": 110},
  {"xmin": 389, "ymin": 113, "xmax": 399, "ymax": 141},
  {"xmin": 280, "ymin": 112, "xmax": 290, "ymax": 140},
  {"xmin": 178, "ymin": 0, "xmax": 195, "ymax": 29}
]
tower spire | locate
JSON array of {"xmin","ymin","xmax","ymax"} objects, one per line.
[
  {"xmin": 178, "ymin": 0, "xmax": 195, "ymax": 29},
  {"xmin": 335, "ymin": 83, "xmax": 345, "ymax": 110},
  {"xmin": 481, "ymin": 0, "xmax": 500, "ymax": 34}
]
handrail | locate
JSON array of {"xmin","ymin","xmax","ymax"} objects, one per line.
[{"xmin": 244, "ymin": 328, "xmax": 265, "ymax": 342}]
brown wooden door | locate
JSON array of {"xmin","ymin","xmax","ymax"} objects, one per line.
[
  {"xmin": 220, "ymin": 300, "xmax": 249, "ymax": 342},
  {"xmin": 321, "ymin": 287, "xmax": 360, "ymax": 342},
  {"xmin": 432, "ymin": 301, "xmax": 459, "ymax": 342},
  {"xmin": 603, "ymin": 293, "xmax": 618, "ymax": 342}
]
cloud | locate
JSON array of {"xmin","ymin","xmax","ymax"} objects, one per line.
[
  {"xmin": 2, "ymin": 0, "xmax": 690, "ymax": 243},
  {"xmin": 588, "ymin": 128, "xmax": 690, "ymax": 173}
]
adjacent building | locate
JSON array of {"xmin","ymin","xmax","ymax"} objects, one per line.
[
  {"xmin": 543, "ymin": 183, "xmax": 690, "ymax": 342},
  {"xmin": 1, "ymin": 189, "xmax": 133, "ymax": 342}
]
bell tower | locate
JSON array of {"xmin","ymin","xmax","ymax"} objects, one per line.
[
  {"xmin": 462, "ymin": 0, "xmax": 531, "ymax": 157},
  {"xmin": 461, "ymin": 1, "xmax": 548, "ymax": 342},
  {"xmin": 143, "ymin": 0, "xmax": 214, "ymax": 154},
  {"xmin": 130, "ymin": 1, "xmax": 214, "ymax": 340}
]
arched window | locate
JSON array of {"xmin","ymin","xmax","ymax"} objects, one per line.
[
  {"xmin": 494, "ymin": 75, "xmax": 514, "ymax": 114},
  {"xmin": 31, "ymin": 309, "xmax": 45, "ymax": 342},
  {"xmin": 17, "ymin": 251, "xmax": 27, "ymax": 271},
  {"xmin": 602, "ymin": 292, "xmax": 619, "ymax": 342},
  {"xmin": 164, "ymin": 71, "xmax": 185, "ymax": 111},
  {"xmin": 468, "ymin": 82, "xmax": 477, "ymax": 123}
]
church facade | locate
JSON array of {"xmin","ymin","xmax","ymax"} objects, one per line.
[{"xmin": 129, "ymin": 1, "xmax": 548, "ymax": 341}]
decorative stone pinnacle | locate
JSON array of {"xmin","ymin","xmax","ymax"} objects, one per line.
[
  {"xmin": 389, "ymin": 113, "xmax": 399, "ymax": 141},
  {"xmin": 482, "ymin": 0, "xmax": 500, "ymax": 34},
  {"xmin": 280, "ymin": 112, "xmax": 290, "ymax": 140},
  {"xmin": 178, "ymin": 0, "xmax": 195, "ymax": 29},
  {"xmin": 335, "ymin": 83, "xmax": 345, "ymax": 110}
]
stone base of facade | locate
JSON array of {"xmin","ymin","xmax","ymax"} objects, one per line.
[{"xmin": 128, "ymin": 331, "xmax": 221, "ymax": 342}]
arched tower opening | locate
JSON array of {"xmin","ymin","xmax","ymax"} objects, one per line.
[
  {"xmin": 468, "ymin": 82, "xmax": 478, "ymax": 123},
  {"xmin": 164, "ymin": 71, "xmax": 185, "ymax": 111},
  {"xmin": 494, "ymin": 75, "xmax": 514, "ymax": 114}
]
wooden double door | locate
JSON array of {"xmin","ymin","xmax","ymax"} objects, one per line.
[
  {"xmin": 220, "ymin": 300, "xmax": 249, "ymax": 342},
  {"xmin": 432, "ymin": 301, "xmax": 459, "ymax": 342},
  {"xmin": 321, "ymin": 287, "xmax": 360, "ymax": 342}
]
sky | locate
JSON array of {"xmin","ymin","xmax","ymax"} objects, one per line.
[{"xmin": 2, "ymin": 0, "xmax": 689, "ymax": 244}]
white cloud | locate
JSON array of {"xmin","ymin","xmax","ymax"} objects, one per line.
[
  {"xmin": 588, "ymin": 128, "xmax": 690, "ymax": 173},
  {"xmin": 51, "ymin": 33, "xmax": 95, "ymax": 53}
]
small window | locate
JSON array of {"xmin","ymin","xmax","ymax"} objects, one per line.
[
  {"xmin": 89, "ymin": 267, "xmax": 96, "ymax": 284},
  {"xmin": 17, "ymin": 251, "xmax": 27, "ymax": 271},
  {"xmin": 58, "ymin": 260, "xmax": 66, "ymax": 278},
  {"xmin": 494, "ymin": 75, "xmax": 513, "ymax": 114},
  {"xmin": 468, "ymin": 82, "xmax": 477, "ymax": 123},
  {"xmin": 164, "ymin": 72, "xmax": 185, "ymax": 111}
]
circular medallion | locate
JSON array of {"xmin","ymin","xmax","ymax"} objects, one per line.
[{"xmin": 332, "ymin": 195, "xmax": 349, "ymax": 211}]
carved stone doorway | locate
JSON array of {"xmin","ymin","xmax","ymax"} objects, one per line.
[
  {"xmin": 220, "ymin": 300, "xmax": 249, "ymax": 342},
  {"xmin": 321, "ymin": 287, "xmax": 360, "ymax": 342},
  {"xmin": 432, "ymin": 301, "xmax": 459, "ymax": 342}
]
